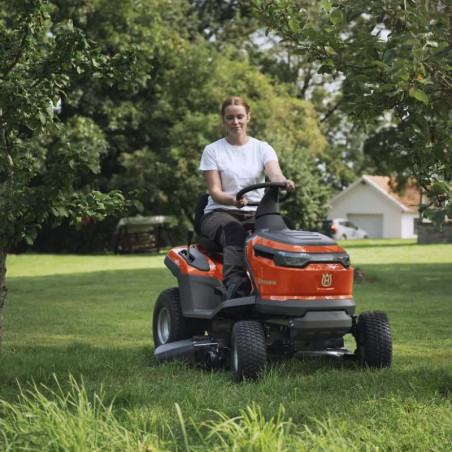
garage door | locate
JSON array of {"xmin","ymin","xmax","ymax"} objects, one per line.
[{"xmin": 348, "ymin": 214, "xmax": 383, "ymax": 239}]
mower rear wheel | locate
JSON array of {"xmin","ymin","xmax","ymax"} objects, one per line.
[
  {"xmin": 231, "ymin": 320, "xmax": 267, "ymax": 381},
  {"xmin": 153, "ymin": 288, "xmax": 206, "ymax": 347},
  {"xmin": 356, "ymin": 311, "xmax": 392, "ymax": 368}
]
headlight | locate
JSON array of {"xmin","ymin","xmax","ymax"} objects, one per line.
[
  {"xmin": 273, "ymin": 252, "xmax": 311, "ymax": 268},
  {"xmin": 254, "ymin": 244, "xmax": 351, "ymax": 268}
]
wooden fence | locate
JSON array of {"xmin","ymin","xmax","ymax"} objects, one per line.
[{"xmin": 417, "ymin": 222, "xmax": 452, "ymax": 244}]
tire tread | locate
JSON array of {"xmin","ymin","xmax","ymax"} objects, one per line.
[
  {"xmin": 232, "ymin": 320, "xmax": 267, "ymax": 381},
  {"xmin": 357, "ymin": 311, "xmax": 392, "ymax": 368}
]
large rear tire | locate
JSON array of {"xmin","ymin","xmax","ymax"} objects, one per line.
[
  {"xmin": 153, "ymin": 288, "xmax": 206, "ymax": 347},
  {"xmin": 356, "ymin": 311, "xmax": 392, "ymax": 368},
  {"xmin": 231, "ymin": 320, "xmax": 267, "ymax": 381}
]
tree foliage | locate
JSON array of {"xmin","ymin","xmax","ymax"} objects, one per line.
[
  {"xmin": 255, "ymin": 0, "xmax": 452, "ymax": 225},
  {"xmin": 248, "ymin": 1, "xmax": 367, "ymax": 191},
  {"xmin": 38, "ymin": 0, "xmax": 330, "ymax": 239},
  {"xmin": 0, "ymin": 0, "xmax": 147, "ymax": 351},
  {"xmin": 0, "ymin": 0, "xmax": 146, "ymax": 249},
  {"xmin": 114, "ymin": 42, "xmax": 329, "ymax": 229},
  {"xmin": 2, "ymin": 0, "xmax": 342, "ymax": 254}
]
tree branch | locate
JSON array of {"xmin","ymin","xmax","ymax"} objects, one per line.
[
  {"xmin": 298, "ymin": 67, "xmax": 313, "ymax": 99},
  {"xmin": 321, "ymin": 101, "xmax": 341, "ymax": 123}
]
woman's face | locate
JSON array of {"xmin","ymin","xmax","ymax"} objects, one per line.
[{"xmin": 222, "ymin": 105, "xmax": 250, "ymax": 137}]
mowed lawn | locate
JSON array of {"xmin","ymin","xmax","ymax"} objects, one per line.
[{"xmin": 0, "ymin": 240, "xmax": 451, "ymax": 451}]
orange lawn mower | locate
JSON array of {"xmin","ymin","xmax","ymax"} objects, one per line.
[{"xmin": 153, "ymin": 182, "xmax": 392, "ymax": 381}]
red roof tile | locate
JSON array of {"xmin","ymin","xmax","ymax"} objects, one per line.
[{"xmin": 365, "ymin": 175, "xmax": 420, "ymax": 211}]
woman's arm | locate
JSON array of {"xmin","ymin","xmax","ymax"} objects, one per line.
[
  {"xmin": 265, "ymin": 160, "xmax": 295, "ymax": 191},
  {"xmin": 204, "ymin": 170, "xmax": 248, "ymax": 208}
]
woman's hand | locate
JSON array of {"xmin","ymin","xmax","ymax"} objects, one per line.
[
  {"xmin": 284, "ymin": 179, "xmax": 295, "ymax": 192},
  {"xmin": 264, "ymin": 161, "xmax": 295, "ymax": 192},
  {"xmin": 232, "ymin": 195, "xmax": 248, "ymax": 208}
]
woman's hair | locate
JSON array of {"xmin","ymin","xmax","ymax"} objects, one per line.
[{"xmin": 221, "ymin": 96, "xmax": 251, "ymax": 117}]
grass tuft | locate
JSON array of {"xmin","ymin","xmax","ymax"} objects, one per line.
[
  {"xmin": 204, "ymin": 403, "xmax": 294, "ymax": 451},
  {"xmin": 0, "ymin": 374, "xmax": 162, "ymax": 451}
]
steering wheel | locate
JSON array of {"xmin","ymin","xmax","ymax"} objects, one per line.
[{"xmin": 236, "ymin": 182, "xmax": 290, "ymax": 207}]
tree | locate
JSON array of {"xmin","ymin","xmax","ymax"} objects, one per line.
[
  {"xmin": 113, "ymin": 42, "xmax": 330, "ymax": 230},
  {"xmin": 244, "ymin": 2, "xmax": 371, "ymax": 192},
  {"xmin": 45, "ymin": 1, "xmax": 330, "ymax": 233},
  {"xmin": 0, "ymin": 0, "xmax": 146, "ymax": 351},
  {"xmin": 190, "ymin": 0, "xmax": 260, "ymax": 46},
  {"xmin": 256, "ymin": 0, "xmax": 452, "ymax": 225}
]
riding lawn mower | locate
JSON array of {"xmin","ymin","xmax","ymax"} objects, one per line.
[{"xmin": 153, "ymin": 182, "xmax": 392, "ymax": 381}]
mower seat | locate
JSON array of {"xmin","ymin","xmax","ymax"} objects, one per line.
[{"xmin": 193, "ymin": 193, "xmax": 222, "ymax": 252}]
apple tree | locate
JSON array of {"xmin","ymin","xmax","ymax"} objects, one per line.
[{"xmin": 0, "ymin": 0, "xmax": 146, "ymax": 351}]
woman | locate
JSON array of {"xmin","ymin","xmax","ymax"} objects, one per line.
[{"xmin": 199, "ymin": 96, "xmax": 295, "ymax": 299}]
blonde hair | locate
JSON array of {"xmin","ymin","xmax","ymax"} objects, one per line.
[{"xmin": 221, "ymin": 96, "xmax": 251, "ymax": 118}]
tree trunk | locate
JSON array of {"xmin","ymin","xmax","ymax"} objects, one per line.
[
  {"xmin": 0, "ymin": 248, "xmax": 7, "ymax": 354},
  {"xmin": 0, "ymin": 106, "xmax": 11, "ymax": 354}
]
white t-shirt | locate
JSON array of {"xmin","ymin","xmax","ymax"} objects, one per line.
[{"xmin": 199, "ymin": 137, "xmax": 278, "ymax": 213}]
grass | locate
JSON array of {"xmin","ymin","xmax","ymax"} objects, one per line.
[{"xmin": 0, "ymin": 240, "xmax": 451, "ymax": 450}]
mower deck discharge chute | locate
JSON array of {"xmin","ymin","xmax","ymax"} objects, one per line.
[{"xmin": 153, "ymin": 182, "xmax": 392, "ymax": 381}]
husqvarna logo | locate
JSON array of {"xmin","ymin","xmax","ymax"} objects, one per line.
[
  {"xmin": 257, "ymin": 278, "xmax": 276, "ymax": 285},
  {"xmin": 321, "ymin": 273, "xmax": 333, "ymax": 287}
]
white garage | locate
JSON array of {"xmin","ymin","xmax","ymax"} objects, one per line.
[
  {"xmin": 328, "ymin": 175, "xmax": 420, "ymax": 239},
  {"xmin": 347, "ymin": 213, "xmax": 384, "ymax": 238}
]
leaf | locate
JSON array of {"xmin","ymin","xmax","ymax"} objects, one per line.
[
  {"xmin": 398, "ymin": 70, "xmax": 410, "ymax": 82},
  {"xmin": 329, "ymin": 9, "xmax": 342, "ymax": 25},
  {"xmin": 38, "ymin": 111, "xmax": 47, "ymax": 125},
  {"xmin": 374, "ymin": 83, "xmax": 395, "ymax": 92},
  {"xmin": 404, "ymin": 39, "xmax": 420, "ymax": 47},
  {"xmin": 433, "ymin": 42, "xmax": 449, "ymax": 54},
  {"xmin": 288, "ymin": 18, "xmax": 299, "ymax": 33},
  {"xmin": 408, "ymin": 87, "xmax": 429, "ymax": 105},
  {"xmin": 24, "ymin": 235, "xmax": 35, "ymax": 245},
  {"xmin": 382, "ymin": 48, "xmax": 396, "ymax": 65},
  {"xmin": 372, "ymin": 61, "xmax": 390, "ymax": 69},
  {"xmin": 322, "ymin": 0, "xmax": 332, "ymax": 11},
  {"xmin": 432, "ymin": 181, "xmax": 446, "ymax": 192}
]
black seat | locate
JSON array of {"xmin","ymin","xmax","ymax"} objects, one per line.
[{"xmin": 193, "ymin": 194, "xmax": 222, "ymax": 251}]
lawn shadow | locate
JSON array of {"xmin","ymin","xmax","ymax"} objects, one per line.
[{"xmin": 0, "ymin": 341, "xmax": 162, "ymax": 402}]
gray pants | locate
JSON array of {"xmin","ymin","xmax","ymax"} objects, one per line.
[{"xmin": 199, "ymin": 209, "xmax": 255, "ymax": 285}]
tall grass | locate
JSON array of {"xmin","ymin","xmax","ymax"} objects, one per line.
[
  {"xmin": 201, "ymin": 404, "xmax": 296, "ymax": 451},
  {"xmin": 0, "ymin": 375, "xmax": 163, "ymax": 451},
  {"xmin": 1, "ymin": 241, "xmax": 451, "ymax": 450},
  {"xmin": 1, "ymin": 375, "xmax": 450, "ymax": 451}
]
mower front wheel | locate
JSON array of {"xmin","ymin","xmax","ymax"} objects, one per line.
[
  {"xmin": 231, "ymin": 320, "xmax": 267, "ymax": 381},
  {"xmin": 355, "ymin": 311, "xmax": 392, "ymax": 368},
  {"xmin": 153, "ymin": 288, "xmax": 206, "ymax": 347}
]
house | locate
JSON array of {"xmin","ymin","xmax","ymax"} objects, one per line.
[{"xmin": 328, "ymin": 175, "xmax": 421, "ymax": 239}]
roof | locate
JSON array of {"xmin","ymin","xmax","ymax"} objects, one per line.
[
  {"xmin": 365, "ymin": 175, "xmax": 420, "ymax": 211},
  {"xmin": 332, "ymin": 175, "xmax": 420, "ymax": 212}
]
